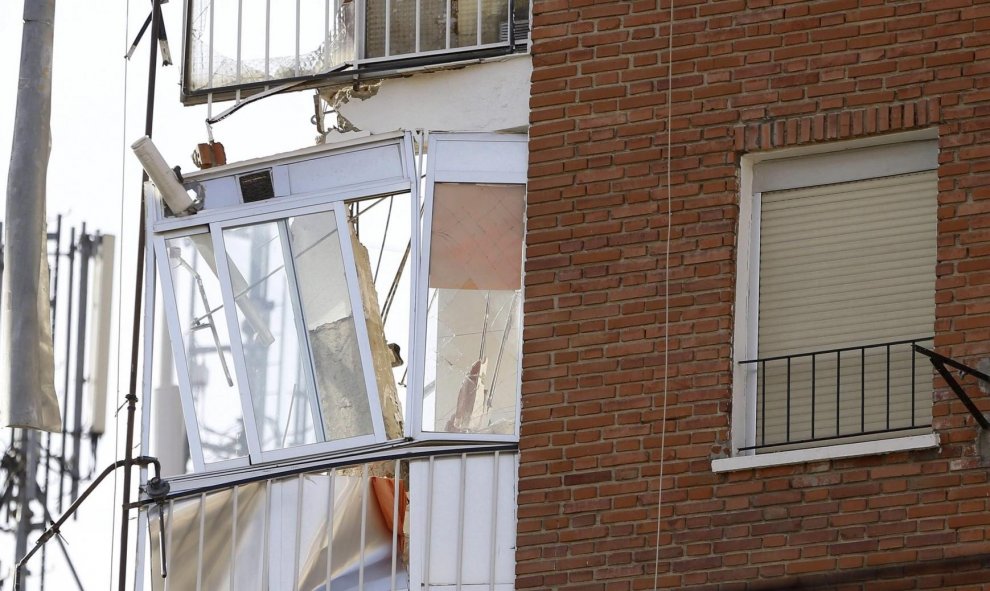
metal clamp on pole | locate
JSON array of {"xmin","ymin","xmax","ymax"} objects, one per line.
[
  {"xmin": 13, "ymin": 456, "xmax": 167, "ymax": 591},
  {"xmin": 914, "ymin": 344, "xmax": 990, "ymax": 430}
]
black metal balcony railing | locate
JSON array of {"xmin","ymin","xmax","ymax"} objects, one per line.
[{"xmin": 739, "ymin": 337, "xmax": 935, "ymax": 452}]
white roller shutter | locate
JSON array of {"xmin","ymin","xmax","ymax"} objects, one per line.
[{"xmin": 755, "ymin": 172, "xmax": 936, "ymax": 450}]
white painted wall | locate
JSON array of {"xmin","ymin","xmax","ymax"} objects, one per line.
[{"xmin": 332, "ymin": 57, "xmax": 531, "ymax": 136}]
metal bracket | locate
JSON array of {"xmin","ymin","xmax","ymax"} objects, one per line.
[{"xmin": 914, "ymin": 345, "xmax": 990, "ymax": 430}]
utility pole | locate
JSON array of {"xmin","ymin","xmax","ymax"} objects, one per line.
[{"xmin": 5, "ymin": 0, "xmax": 59, "ymax": 587}]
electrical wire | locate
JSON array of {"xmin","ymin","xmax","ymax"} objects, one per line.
[
  {"xmin": 109, "ymin": 0, "xmax": 133, "ymax": 585},
  {"xmin": 652, "ymin": 0, "xmax": 674, "ymax": 589}
]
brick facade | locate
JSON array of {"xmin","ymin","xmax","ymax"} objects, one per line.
[{"xmin": 519, "ymin": 1, "xmax": 990, "ymax": 589}]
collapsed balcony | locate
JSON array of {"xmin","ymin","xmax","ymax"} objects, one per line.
[{"xmin": 136, "ymin": 131, "xmax": 527, "ymax": 589}]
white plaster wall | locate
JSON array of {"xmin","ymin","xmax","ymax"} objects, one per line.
[{"xmin": 334, "ymin": 57, "xmax": 531, "ymax": 135}]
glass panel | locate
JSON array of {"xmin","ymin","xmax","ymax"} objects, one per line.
[
  {"xmin": 223, "ymin": 213, "xmax": 376, "ymax": 449},
  {"xmin": 165, "ymin": 234, "xmax": 248, "ymax": 463},
  {"xmin": 150, "ymin": 281, "xmax": 194, "ymax": 476},
  {"xmin": 187, "ymin": 0, "xmax": 355, "ymax": 92},
  {"xmin": 418, "ymin": 0, "xmax": 447, "ymax": 52},
  {"xmin": 456, "ymin": 0, "xmax": 510, "ymax": 48},
  {"xmin": 423, "ymin": 184, "xmax": 524, "ymax": 435},
  {"xmin": 344, "ymin": 195, "xmax": 413, "ymax": 438},
  {"xmin": 365, "ymin": 0, "xmax": 387, "ymax": 57},
  {"xmin": 223, "ymin": 222, "xmax": 321, "ymax": 450},
  {"xmin": 288, "ymin": 211, "xmax": 376, "ymax": 440}
]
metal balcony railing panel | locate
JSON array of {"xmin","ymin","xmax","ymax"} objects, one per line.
[
  {"xmin": 740, "ymin": 337, "xmax": 934, "ymax": 452},
  {"xmin": 143, "ymin": 449, "xmax": 517, "ymax": 590},
  {"xmin": 183, "ymin": 0, "xmax": 530, "ymax": 100}
]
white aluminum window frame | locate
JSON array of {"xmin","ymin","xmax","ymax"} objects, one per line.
[
  {"xmin": 145, "ymin": 131, "xmax": 528, "ymax": 479},
  {"xmin": 717, "ymin": 130, "xmax": 942, "ymax": 473},
  {"xmin": 411, "ymin": 132, "xmax": 528, "ymax": 443},
  {"xmin": 148, "ymin": 133, "xmax": 421, "ymax": 470},
  {"xmin": 210, "ymin": 201, "xmax": 389, "ymax": 464}
]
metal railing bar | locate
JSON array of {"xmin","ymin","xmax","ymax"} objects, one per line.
[
  {"xmin": 488, "ymin": 451, "xmax": 500, "ymax": 591},
  {"xmin": 165, "ymin": 500, "xmax": 175, "ymax": 591},
  {"xmin": 760, "ymin": 360, "xmax": 766, "ymax": 446},
  {"xmin": 208, "ymin": 0, "xmax": 215, "ymax": 87},
  {"xmin": 786, "ymin": 357, "xmax": 791, "ymax": 442},
  {"xmin": 886, "ymin": 345, "xmax": 900, "ymax": 429},
  {"xmin": 445, "ymin": 0, "xmax": 452, "ymax": 50},
  {"xmin": 415, "ymin": 0, "xmax": 421, "ymax": 53},
  {"xmin": 295, "ymin": 0, "xmax": 302, "ymax": 75},
  {"xmin": 230, "ymin": 486, "xmax": 238, "ymax": 591},
  {"xmin": 236, "ymin": 0, "xmax": 243, "ymax": 85},
  {"xmin": 917, "ymin": 345, "xmax": 990, "ymax": 430},
  {"xmin": 911, "ymin": 343, "xmax": 918, "ymax": 426},
  {"xmin": 738, "ymin": 423, "xmax": 933, "ymax": 452},
  {"xmin": 424, "ymin": 456, "xmax": 435, "ymax": 589},
  {"xmin": 456, "ymin": 454, "xmax": 466, "ymax": 591},
  {"xmin": 385, "ymin": 0, "xmax": 391, "ymax": 57},
  {"xmin": 326, "ymin": 468, "xmax": 335, "ymax": 591},
  {"xmin": 265, "ymin": 0, "xmax": 271, "ymax": 78},
  {"xmin": 293, "ymin": 475, "xmax": 304, "ymax": 591},
  {"xmin": 740, "ymin": 337, "xmax": 934, "ymax": 365},
  {"xmin": 811, "ymin": 354, "xmax": 816, "ymax": 440},
  {"xmin": 130, "ymin": 443, "xmax": 518, "ymax": 508},
  {"xmin": 476, "ymin": 0, "xmax": 482, "ymax": 46},
  {"xmin": 861, "ymin": 348, "xmax": 866, "ymax": 433},
  {"xmin": 390, "ymin": 459, "xmax": 400, "ymax": 591},
  {"xmin": 196, "ymin": 493, "xmax": 206, "ymax": 591},
  {"xmin": 262, "ymin": 480, "xmax": 272, "ymax": 588},
  {"xmin": 836, "ymin": 350, "xmax": 841, "ymax": 438},
  {"xmin": 359, "ymin": 463, "xmax": 369, "ymax": 590}
]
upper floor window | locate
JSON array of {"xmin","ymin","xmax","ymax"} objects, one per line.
[
  {"xmin": 720, "ymin": 134, "xmax": 941, "ymax": 470},
  {"xmin": 182, "ymin": 0, "xmax": 530, "ymax": 101},
  {"xmin": 146, "ymin": 132, "xmax": 527, "ymax": 476}
]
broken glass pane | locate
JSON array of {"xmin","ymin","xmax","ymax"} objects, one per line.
[
  {"xmin": 165, "ymin": 234, "xmax": 247, "ymax": 463},
  {"xmin": 423, "ymin": 184, "xmax": 524, "ymax": 435},
  {"xmin": 186, "ymin": 0, "xmax": 356, "ymax": 92}
]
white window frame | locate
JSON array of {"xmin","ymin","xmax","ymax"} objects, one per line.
[
  {"xmin": 147, "ymin": 133, "xmax": 420, "ymax": 471},
  {"xmin": 716, "ymin": 129, "xmax": 942, "ymax": 473},
  {"xmin": 411, "ymin": 132, "xmax": 528, "ymax": 443}
]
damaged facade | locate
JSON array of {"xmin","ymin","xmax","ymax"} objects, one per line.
[
  {"xmin": 134, "ymin": 0, "xmax": 990, "ymax": 590},
  {"xmin": 138, "ymin": 0, "xmax": 530, "ymax": 589}
]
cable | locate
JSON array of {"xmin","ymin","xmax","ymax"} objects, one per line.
[
  {"xmin": 109, "ymin": 0, "xmax": 133, "ymax": 585},
  {"xmin": 652, "ymin": 1, "xmax": 674, "ymax": 589}
]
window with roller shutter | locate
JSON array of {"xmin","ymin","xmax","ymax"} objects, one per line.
[{"xmin": 731, "ymin": 137, "xmax": 939, "ymax": 458}]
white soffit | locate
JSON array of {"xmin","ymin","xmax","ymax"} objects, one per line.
[
  {"xmin": 753, "ymin": 140, "xmax": 938, "ymax": 193},
  {"xmin": 335, "ymin": 57, "xmax": 532, "ymax": 133}
]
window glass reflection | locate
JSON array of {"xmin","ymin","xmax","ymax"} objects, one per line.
[{"xmin": 165, "ymin": 234, "xmax": 247, "ymax": 463}]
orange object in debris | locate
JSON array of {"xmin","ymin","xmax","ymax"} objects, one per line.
[
  {"xmin": 371, "ymin": 476, "xmax": 408, "ymax": 552},
  {"xmin": 192, "ymin": 141, "xmax": 227, "ymax": 169}
]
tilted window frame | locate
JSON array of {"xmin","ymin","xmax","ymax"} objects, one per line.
[
  {"xmin": 716, "ymin": 130, "xmax": 942, "ymax": 473},
  {"xmin": 146, "ymin": 133, "xmax": 421, "ymax": 472},
  {"xmin": 142, "ymin": 131, "xmax": 528, "ymax": 487}
]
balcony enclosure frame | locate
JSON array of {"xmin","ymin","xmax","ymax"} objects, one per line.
[
  {"xmin": 141, "ymin": 131, "xmax": 527, "ymax": 488},
  {"xmin": 180, "ymin": 0, "xmax": 531, "ymax": 103}
]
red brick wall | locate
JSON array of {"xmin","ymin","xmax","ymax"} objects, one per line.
[{"xmin": 519, "ymin": 1, "xmax": 990, "ymax": 589}]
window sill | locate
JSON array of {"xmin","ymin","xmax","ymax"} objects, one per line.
[{"xmin": 711, "ymin": 433, "xmax": 939, "ymax": 473}]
